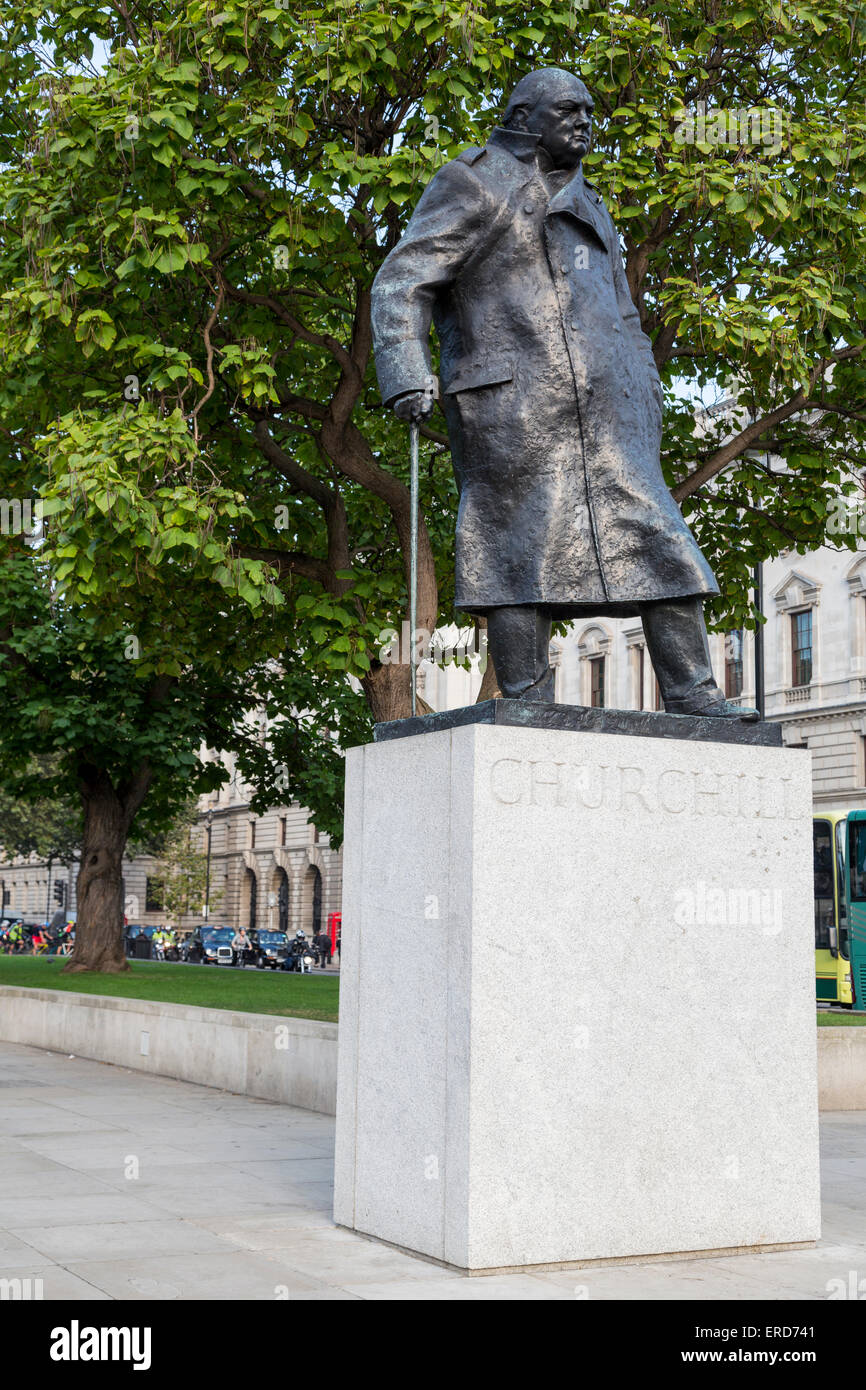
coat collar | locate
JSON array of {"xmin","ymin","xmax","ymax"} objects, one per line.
[
  {"xmin": 485, "ymin": 126, "xmax": 609, "ymax": 252},
  {"xmin": 486, "ymin": 125, "xmax": 544, "ymax": 164},
  {"xmin": 547, "ymin": 171, "xmax": 610, "ymax": 252}
]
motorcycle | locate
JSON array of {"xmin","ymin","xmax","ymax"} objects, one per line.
[{"xmin": 281, "ymin": 937, "xmax": 318, "ymax": 973}]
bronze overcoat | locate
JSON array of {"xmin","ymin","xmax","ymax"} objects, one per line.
[{"xmin": 371, "ymin": 125, "xmax": 719, "ymax": 616}]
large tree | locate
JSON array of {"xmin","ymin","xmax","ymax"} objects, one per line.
[{"xmin": 0, "ymin": 543, "xmax": 283, "ymax": 970}]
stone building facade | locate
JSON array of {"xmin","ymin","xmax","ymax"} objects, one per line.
[{"xmin": 121, "ymin": 748, "xmax": 343, "ymax": 935}]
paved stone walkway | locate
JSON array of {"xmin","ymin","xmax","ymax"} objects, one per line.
[{"xmin": 0, "ymin": 1041, "xmax": 863, "ymax": 1300}]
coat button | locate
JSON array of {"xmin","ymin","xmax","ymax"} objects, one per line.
[
  {"xmin": 523, "ymin": 203, "xmax": 534, "ymax": 214},
  {"xmin": 571, "ymin": 321, "xmax": 579, "ymax": 330},
  {"xmin": 560, "ymin": 264, "xmax": 569, "ymax": 274}
]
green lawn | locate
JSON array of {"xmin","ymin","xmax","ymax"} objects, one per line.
[
  {"xmin": 2, "ymin": 957, "xmax": 860, "ymax": 1032},
  {"xmin": 0, "ymin": 956, "xmax": 339, "ymax": 1023}
]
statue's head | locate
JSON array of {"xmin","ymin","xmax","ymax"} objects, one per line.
[{"xmin": 502, "ymin": 68, "xmax": 594, "ymax": 169}]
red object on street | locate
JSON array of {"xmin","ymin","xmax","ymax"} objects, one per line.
[{"xmin": 327, "ymin": 911, "xmax": 341, "ymax": 953}]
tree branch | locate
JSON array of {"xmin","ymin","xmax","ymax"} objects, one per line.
[
  {"xmin": 237, "ymin": 545, "xmax": 330, "ymax": 586},
  {"xmin": 191, "ymin": 284, "xmax": 224, "ymax": 441},
  {"xmin": 219, "ymin": 277, "xmax": 356, "ymax": 376},
  {"xmin": 673, "ymin": 346, "xmax": 865, "ymax": 501},
  {"xmin": 253, "ymin": 420, "xmax": 333, "ymax": 511},
  {"xmin": 802, "ymin": 400, "xmax": 866, "ymax": 424},
  {"xmin": 252, "ymin": 423, "xmax": 350, "ymax": 592}
]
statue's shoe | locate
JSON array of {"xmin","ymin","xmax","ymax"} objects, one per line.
[{"xmin": 665, "ymin": 694, "xmax": 761, "ymax": 722}]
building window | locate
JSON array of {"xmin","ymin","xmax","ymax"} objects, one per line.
[
  {"xmin": 246, "ymin": 868, "xmax": 257, "ymax": 931},
  {"xmin": 813, "ymin": 819, "xmax": 834, "ymax": 951},
  {"xmin": 589, "ymin": 656, "xmax": 605, "ymax": 708},
  {"xmin": 277, "ymin": 869, "xmax": 289, "ymax": 934},
  {"xmin": 145, "ymin": 877, "xmax": 163, "ymax": 913},
  {"xmin": 724, "ymin": 630, "xmax": 744, "ymax": 698},
  {"xmin": 311, "ymin": 866, "xmax": 323, "ymax": 935},
  {"xmin": 279, "ymin": 816, "xmax": 287, "ymax": 847},
  {"xmin": 791, "ymin": 610, "xmax": 813, "ymax": 687}
]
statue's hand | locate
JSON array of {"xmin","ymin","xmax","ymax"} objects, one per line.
[{"xmin": 393, "ymin": 389, "xmax": 436, "ymax": 423}]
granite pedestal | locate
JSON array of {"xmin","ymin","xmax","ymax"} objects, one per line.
[{"xmin": 334, "ymin": 704, "xmax": 821, "ymax": 1272}]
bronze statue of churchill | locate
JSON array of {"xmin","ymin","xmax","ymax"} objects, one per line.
[{"xmin": 371, "ymin": 67, "xmax": 755, "ymax": 719}]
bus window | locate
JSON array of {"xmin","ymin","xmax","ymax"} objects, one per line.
[
  {"xmin": 836, "ymin": 818, "xmax": 850, "ymax": 958},
  {"xmin": 848, "ymin": 819, "xmax": 866, "ymax": 902},
  {"xmin": 813, "ymin": 820, "xmax": 835, "ymax": 950}
]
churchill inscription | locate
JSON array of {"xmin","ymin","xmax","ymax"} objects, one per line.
[{"xmin": 489, "ymin": 757, "xmax": 798, "ymax": 820}]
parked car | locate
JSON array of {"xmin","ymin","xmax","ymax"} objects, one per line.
[
  {"xmin": 250, "ymin": 929, "xmax": 289, "ymax": 970},
  {"xmin": 184, "ymin": 926, "xmax": 235, "ymax": 966},
  {"xmin": 125, "ymin": 924, "xmax": 159, "ymax": 959}
]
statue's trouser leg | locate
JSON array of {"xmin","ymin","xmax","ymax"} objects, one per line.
[
  {"xmin": 639, "ymin": 597, "xmax": 725, "ymax": 712},
  {"xmin": 485, "ymin": 605, "xmax": 555, "ymax": 701}
]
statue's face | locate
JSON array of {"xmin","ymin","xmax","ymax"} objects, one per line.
[{"xmin": 527, "ymin": 80, "xmax": 594, "ymax": 168}]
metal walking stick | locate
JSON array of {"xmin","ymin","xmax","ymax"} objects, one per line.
[
  {"xmin": 409, "ymin": 415, "xmax": 420, "ymax": 718},
  {"xmin": 408, "ymin": 375, "xmax": 435, "ymax": 719}
]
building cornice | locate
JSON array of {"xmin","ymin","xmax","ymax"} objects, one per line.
[
  {"xmin": 771, "ymin": 702, "xmax": 866, "ymax": 727},
  {"xmin": 772, "ymin": 569, "xmax": 822, "ymax": 613}
]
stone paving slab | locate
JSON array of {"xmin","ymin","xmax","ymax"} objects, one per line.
[
  {"xmin": 0, "ymin": 1040, "xmax": 863, "ymax": 1301},
  {"xmin": 0, "ymin": 1260, "xmax": 112, "ymax": 1299},
  {"xmin": 61, "ymin": 1250, "xmax": 360, "ymax": 1302}
]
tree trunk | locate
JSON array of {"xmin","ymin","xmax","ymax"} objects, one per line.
[
  {"xmin": 361, "ymin": 660, "xmax": 433, "ymax": 723},
  {"xmin": 475, "ymin": 617, "xmax": 501, "ymax": 702},
  {"xmin": 64, "ymin": 769, "xmax": 149, "ymax": 974}
]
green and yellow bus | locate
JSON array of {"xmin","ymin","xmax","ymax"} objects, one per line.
[
  {"xmin": 843, "ymin": 810, "xmax": 866, "ymax": 1012},
  {"xmin": 813, "ymin": 810, "xmax": 866, "ymax": 1009}
]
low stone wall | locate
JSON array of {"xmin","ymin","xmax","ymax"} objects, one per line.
[
  {"xmin": 0, "ymin": 987, "xmax": 862, "ymax": 1117},
  {"xmin": 818, "ymin": 1026, "xmax": 866, "ymax": 1111},
  {"xmin": 0, "ymin": 986, "xmax": 337, "ymax": 1115}
]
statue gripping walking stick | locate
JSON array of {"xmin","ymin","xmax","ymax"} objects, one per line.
[{"xmin": 374, "ymin": 67, "xmax": 757, "ymax": 721}]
